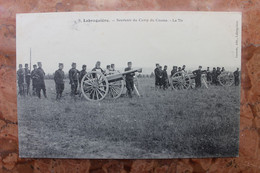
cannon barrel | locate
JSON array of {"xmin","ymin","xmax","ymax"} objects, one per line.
[{"xmin": 106, "ymin": 68, "xmax": 142, "ymax": 82}]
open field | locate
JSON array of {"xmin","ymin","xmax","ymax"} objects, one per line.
[{"xmin": 17, "ymin": 78, "xmax": 240, "ymax": 159}]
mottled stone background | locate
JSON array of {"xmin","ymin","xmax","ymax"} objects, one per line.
[{"xmin": 0, "ymin": 0, "xmax": 259, "ymax": 172}]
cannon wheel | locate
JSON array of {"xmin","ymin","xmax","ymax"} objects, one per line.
[
  {"xmin": 171, "ymin": 71, "xmax": 191, "ymax": 90},
  {"xmin": 108, "ymin": 80, "xmax": 124, "ymax": 99},
  {"xmin": 81, "ymin": 71, "xmax": 109, "ymax": 101},
  {"xmin": 218, "ymin": 72, "xmax": 234, "ymax": 87}
]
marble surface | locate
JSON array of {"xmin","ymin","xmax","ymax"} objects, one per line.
[{"xmin": 0, "ymin": 0, "xmax": 259, "ymax": 172}]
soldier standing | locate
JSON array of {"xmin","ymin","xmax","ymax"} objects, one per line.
[
  {"xmin": 79, "ymin": 65, "xmax": 87, "ymax": 84},
  {"xmin": 92, "ymin": 61, "xmax": 104, "ymax": 74},
  {"xmin": 234, "ymin": 68, "xmax": 240, "ymax": 86},
  {"xmin": 212, "ymin": 67, "xmax": 217, "ymax": 85},
  {"xmin": 35, "ymin": 62, "xmax": 47, "ymax": 98},
  {"xmin": 171, "ymin": 66, "xmax": 177, "ymax": 77},
  {"xmin": 110, "ymin": 64, "xmax": 116, "ymax": 74},
  {"xmin": 182, "ymin": 65, "xmax": 186, "ymax": 72},
  {"xmin": 104, "ymin": 65, "xmax": 111, "ymax": 75},
  {"xmin": 54, "ymin": 63, "xmax": 65, "ymax": 100},
  {"xmin": 17, "ymin": 64, "xmax": 25, "ymax": 96},
  {"xmin": 24, "ymin": 63, "xmax": 31, "ymax": 95},
  {"xmin": 216, "ymin": 67, "xmax": 221, "ymax": 85},
  {"xmin": 69, "ymin": 62, "xmax": 80, "ymax": 96},
  {"xmin": 162, "ymin": 65, "xmax": 169, "ymax": 90},
  {"xmin": 206, "ymin": 67, "xmax": 211, "ymax": 83},
  {"xmin": 124, "ymin": 62, "xmax": 135, "ymax": 98},
  {"xmin": 192, "ymin": 66, "xmax": 204, "ymax": 88},
  {"xmin": 31, "ymin": 64, "xmax": 38, "ymax": 96},
  {"xmin": 154, "ymin": 63, "xmax": 160, "ymax": 88}
]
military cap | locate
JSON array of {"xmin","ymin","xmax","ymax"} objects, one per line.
[
  {"xmin": 33, "ymin": 64, "xmax": 37, "ymax": 67},
  {"xmin": 82, "ymin": 64, "xmax": 86, "ymax": 68},
  {"xmin": 37, "ymin": 62, "xmax": 42, "ymax": 65},
  {"xmin": 72, "ymin": 62, "xmax": 76, "ymax": 65},
  {"xmin": 199, "ymin": 66, "xmax": 202, "ymax": 68},
  {"xmin": 19, "ymin": 64, "xmax": 22, "ymax": 67},
  {"xmin": 25, "ymin": 63, "xmax": 28, "ymax": 66},
  {"xmin": 59, "ymin": 63, "xmax": 63, "ymax": 66},
  {"xmin": 127, "ymin": 61, "xmax": 132, "ymax": 65}
]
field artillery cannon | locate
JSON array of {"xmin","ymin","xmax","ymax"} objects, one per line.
[
  {"xmin": 80, "ymin": 68, "xmax": 142, "ymax": 101},
  {"xmin": 170, "ymin": 70, "xmax": 235, "ymax": 90}
]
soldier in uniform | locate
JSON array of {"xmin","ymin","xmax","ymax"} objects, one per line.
[
  {"xmin": 17, "ymin": 64, "xmax": 25, "ymax": 96},
  {"xmin": 104, "ymin": 65, "xmax": 111, "ymax": 75},
  {"xmin": 31, "ymin": 64, "xmax": 38, "ymax": 95},
  {"xmin": 154, "ymin": 63, "xmax": 160, "ymax": 88},
  {"xmin": 178, "ymin": 67, "xmax": 182, "ymax": 72},
  {"xmin": 110, "ymin": 64, "xmax": 115, "ymax": 73},
  {"xmin": 69, "ymin": 62, "xmax": 80, "ymax": 96},
  {"xmin": 35, "ymin": 62, "xmax": 47, "ymax": 98},
  {"xmin": 162, "ymin": 65, "xmax": 169, "ymax": 90},
  {"xmin": 24, "ymin": 63, "xmax": 31, "ymax": 95},
  {"xmin": 233, "ymin": 68, "xmax": 240, "ymax": 86},
  {"xmin": 182, "ymin": 65, "xmax": 186, "ymax": 72},
  {"xmin": 171, "ymin": 66, "xmax": 177, "ymax": 77},
  {"xmin": 92, "ymin": 61, "xmax": 104, "ymax": 74},
  {"xmin": 54, "ymin": 63, "xmax": 65, "ymax": 100},
  {"xmin": 212, "ymin": 67, "xmax": 217, "ymax": 85},
  {"xmin": 216, "ymin": 67, "xmax": 222, "ymax": 85},
  {"xmin": 206, "ymin": 67, "xmax": 211, "ymax": 83},
  {"xmin": 79, "ymin": 65, "xmax": 87, "ymax": 84},
  {"xmin": 158, "ymin": 66, "xmax": 163, "ymax": 88},
  {"xmin": 124, "ymin": 62, "xmax": 135, "ymax": 98},
  {"xmin": 192, "ymin": 66, "xmax": 205, "ymax": 88}
]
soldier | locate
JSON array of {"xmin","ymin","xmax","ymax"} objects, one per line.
[
  {"xmin": 17, "ymin": 64, "xmax": 25, "ymax": 96},
  {"xmin": 69, "ymin": 62, "xmax": 80, "ymax": 96},
  {"xmin": 182, "ymin": 65, "xmax": 186, "ymax": 72},
  {"xmin": 178, "ymin": 67, "xmax": 182, "ymax": 72},
  {"xmin": 104, "ymin": 65, "xmax": 111, "ymax": 75},
  {"xmin": 171, "ymin": 66, "xmax": 177, "ymax": 77},
  {"xmin": 35, "ymin": 62, "xmax": 47, "ymax": 98},
  {"xmin": 154, "ymin": 63, "xmax": 160, "ymax": 88},
  {"xmin": 110, "ymin": 64, "xmax": 115, "ymax": 71},
  {"xmin": 221, "ymin": 67, "xmax": 225, "ymax": 72},
  {"xmin": 92, "ymin": 61, "xmax": 104, "ymax": 74},
  {"xmin": 192, "ymin": 66, "xmax": 205, "ymax": 88},
  {"xmin": 234, "ymin": 68, "xmax": 240, "ymax": 86},
  {"xmin": 212, "ymin": 67, "xmax": 217, "ymax": 85},
  {"xmin": 124, "ymin": 62, "xmax": 135, "ymax": 98},
  {"xmin": 216, "ymin": 67, "xmax": 221, "ymax": 85},
  {"xmin": 206, "ymin": 67, "xmax": 211, "ymax": 83},
  {"xmin": 158, "ymin": 66, "xmax": 163, "ymax": 88},
  {"xmin": 79, "ymin": 65, "xmax": 87, "ymax": 84},
  {"xmin": 54, "ymin": 63, "xmax": 65, "ymax": 100},
  {"xmin": 24, "ymin": 63, "xmax": 31, "ymax": 95},
  {"xmin": 162, "ymin": 65, "xmax": 169, "ymax": 90},
  {"xmin": 31, "ymin": 64, "xmax": 38, "ymax": 96}
]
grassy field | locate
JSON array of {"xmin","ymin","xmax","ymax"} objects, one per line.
[{"xmin": 17, "ymin": 78, "xmax": 240, "ymax": 159}]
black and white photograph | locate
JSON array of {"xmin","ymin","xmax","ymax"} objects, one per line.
[{"xmin": 16, "ymin": 11, "xmax": 241, "ymax": 159}]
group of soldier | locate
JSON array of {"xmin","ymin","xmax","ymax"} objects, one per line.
[
  {"xmin": 17, "ymin": 62, "xmax": 46, "ymax": 98},
  {"xmin": 17, "ymin": 61, "xmax": 136, "ymax": 100},
  {"xmin": 154, "ymin": 64, "xmax": 240, "ymax": 89}
]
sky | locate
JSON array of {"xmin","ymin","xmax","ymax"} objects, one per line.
[{"xmin": 16, "ymin": 11, "xmax": 241, "ymax": 74}]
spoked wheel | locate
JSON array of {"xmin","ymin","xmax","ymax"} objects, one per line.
[
  {"xmin": 171, "ymin": 71, "xmax": 191, "ymax": 90},
  {"xmin": 108, "ymin": 80, "xmax": 124, "ymax": 99},
  {"xmin": 81, "ymin": 71, "xmax": 109, "ymax": 101},
  {"xmin": 218, "ymin": 72, "xmax": 234, "ymax": 87}
]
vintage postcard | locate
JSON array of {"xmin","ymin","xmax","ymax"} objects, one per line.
[{"xmin": 16, "ymin": 11, "xmax": 241, "ymax": 158}]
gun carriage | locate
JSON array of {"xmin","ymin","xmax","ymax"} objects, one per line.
[
  {"xmin": 170, "ymin": 71, "xmax": 235, "ymax": 90},
  {"xmin": 80, "ymin": 68, "xmax": 142, "ymax": 101}
]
